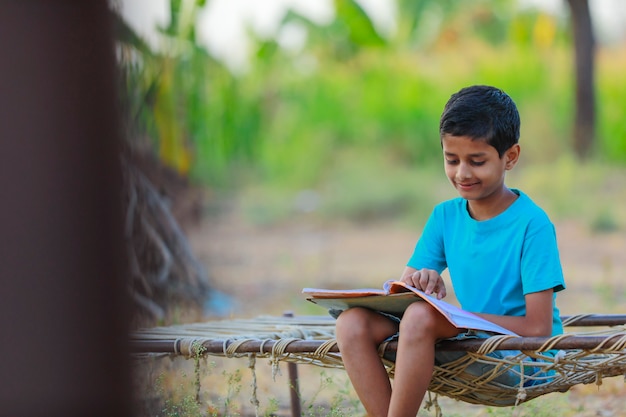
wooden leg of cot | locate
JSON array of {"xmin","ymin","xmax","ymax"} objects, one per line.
[{"xmin": 284, "ymin": 312, "xmax": 302, "ymax": 417}]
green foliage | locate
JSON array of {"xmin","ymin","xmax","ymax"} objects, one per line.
[
  {"xmin": 155, "ymin": 372, "xmax": 204, "ymax": 417},
  {"xmin": 255, "ymin": 50, "xmax": 449, "ymax": 188},
  {"xmin": 116, "ymin": 1, "xmax": 264, "ymax": 184},
  {"xmin": 300, "ymin": 370, "xmax": 364, "ymax": 416},
  {"xmin": 220, "ymin": 368, "xmax": 243, "ymax": 416},
  {"xmin": 333, "ymin": 0, "xmax": 387, "ymax": 52},
  {"xmin": 262, "ymin": 397, "xmax": 280, "ymax": 417},
  {"xmin": 191, "ymin": 342, "xmax": 207, "ymax": 403},
  {"xmin": 238, "ymin": 149, "xmax": 449, "ymax": 228},
  {"xmin": 482, "ymin": 393, "xmax": 574, "ymax": 416},
  {"xmin": 596, "ymin": 50, "xmax": 626, "ymax": 162},
  {"xmin": 115, "ymin": 0, "xmax": 626, "ymax": 195},
  {"xmin": 509, "ymin": 155, "xmax": 626, "ymax": 230},
  {"xmin": 590, "ymin": 208, "xmax": 619, "ymax": 233},
  {"xmin": 318, "ymin": 150, "xmax": 445, "ymax": 224}
]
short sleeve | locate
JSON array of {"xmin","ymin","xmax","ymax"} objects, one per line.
[
  {"xmin": 407, "ymin": 206, "xmax": 447, "ymax": 273},
  {"xmin": 521, "ymin": 217, "xmax": 566, "ymax": 295}
]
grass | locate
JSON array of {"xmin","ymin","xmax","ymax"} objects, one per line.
[
  {"xmin": 237, "ymin": 153, "xmax": 626, "ymax": 234},
  {"xmin": 133, "ymin": 356, "xmax": 366, "ymax": 416},
  {"xmin": 510, "ymin": 156, "xmax": 626, "ymax": 232},
  {"xmin": 134, "ymin": 353, "xmax": 625, "ymax": 416}
]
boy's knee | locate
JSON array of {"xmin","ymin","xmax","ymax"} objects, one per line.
[
  {"xmin": 400, "ymin": 302, "xmax": 440, "ymax": 334},
  {"xmin": 335, "ymin": 307, "xmax": 369, "ymax": 339},
  {"xmin": 336, "ymin": 308, "xmax": 396, "ymax": 346}
]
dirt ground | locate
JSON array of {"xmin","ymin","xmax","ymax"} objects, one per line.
[
  {"xmin": 171, "ymin": 204, "xmax": 626, "ymax": 416},
  {"xmin": 190, "ymin": 209, "xmax": 626, "ymax": 319}
]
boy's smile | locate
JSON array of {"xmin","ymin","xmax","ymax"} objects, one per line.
[{"xmin": 441, "ymin": 134, "xmax": 520, "ymax": 219}]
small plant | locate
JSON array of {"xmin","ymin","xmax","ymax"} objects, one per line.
[
  {"xmin": 482, "ymin": 393, "xmax": 574, "ymax": 417},
  {"xmin": 591, "ymin": 208, "xmax": 619, "ymax": 233},
  {"xmin": 262, "ymin": 397, "xmax": 280, "ymax": 416},
  {"xmin": 301, "ymin": 371, "xmax": 334, "ymax": 416},
  {"xmin": 299, "ymin": 370, "xmax": 364, "ymax": 417},
  {"xmin": 155, "ymin": 371, "xmax": 203, "ymax": 417},
  {"xmin": 221, "ymin": 368, "xmax": 243, "ymax": 416},
  {"xmin": 328, "ymin": 376, "xmax": 364, "ymax": 416},
  {"xmin": 191, "ymin": 341, "xmax": 208, "ymax": 403}
]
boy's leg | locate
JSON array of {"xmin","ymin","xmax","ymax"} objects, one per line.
[
  {"xmin": 335, "ymin": 307, "xmax": 399, "ymax": 417},
  {"xmin": 388, "ymin": 302, "xmax": 459, "ymax": 417}
]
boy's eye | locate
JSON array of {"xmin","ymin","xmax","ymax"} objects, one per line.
[{"xmin": 445, "ymin": 159, "xmax": 485, "ymax": 166}]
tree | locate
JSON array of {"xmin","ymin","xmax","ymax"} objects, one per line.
[
  {"xmin": 566, "ymin": 0, "xmax": 596, "ymax": 158},
  {"xmin": 114, "ymin": 3, "xmax": 215, "ymax": 326}
]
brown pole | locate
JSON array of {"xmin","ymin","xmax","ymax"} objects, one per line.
[
  {"xmin": 0, "ymin": 2, "xmax": 130, "ymax": 417},
  {"xmin": 284, "ymin": 312, "xmax": 303, "ymax": 417}
]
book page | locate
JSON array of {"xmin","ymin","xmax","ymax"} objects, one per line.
[
  {"xmin": 302, "ymin": 287, "xmax": 386, "ymax": 298},
  {"xmin": 307, "ymin": 292, "xmax": 421, "ymax": 316},
  {"xmin": 382, "ymin": 280, "xmax": 517, "ymax": 335},
  {"xmin": 304, "ymin": 281, "xmax": 517, "ymax": 336}
]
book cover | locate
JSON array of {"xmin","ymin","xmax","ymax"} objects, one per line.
[{"xmin": 303, "ymin": 280, "xmax": 516, "ymax": 336}]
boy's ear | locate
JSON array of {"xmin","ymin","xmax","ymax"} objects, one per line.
[{"xmin": 504, "ymin": 144, "xmax": 520, "ymax": 170}]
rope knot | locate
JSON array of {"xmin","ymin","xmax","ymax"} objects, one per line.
[
  {"xmin": 423, "ymin": 392, "xmax": 442, "ymax": 417},
  {"xmin": 248, "ymin": 354, "xmax": 260, "ymax": 416},
  {"xmin": 268, "ymin": 338, "xmax": 298, "ymax": 381},
  {"xmin": 516, "ymin": 387, "xmax": 527, "ymax": 403},
  {"xmin": 515, "ymin": 361, "xmax": 527, "ymax": 406}
]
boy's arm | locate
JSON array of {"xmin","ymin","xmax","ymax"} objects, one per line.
[{"xmin": 473, "ymin": 289, "xmax": 554, "ymax": 337}]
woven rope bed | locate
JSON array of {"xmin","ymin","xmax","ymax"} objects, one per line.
[{"xmin": 131, "ymin": 314, "xmax": 626, "ymax": 412}]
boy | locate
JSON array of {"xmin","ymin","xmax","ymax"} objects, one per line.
[{"xmin": 335, "ymin": 85, "xmax": 565, "ymax": 417}]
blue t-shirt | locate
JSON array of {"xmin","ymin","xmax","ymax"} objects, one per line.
[{"xmin": 408, "ymin": 189, "xmax": 566, "ymax": 336}]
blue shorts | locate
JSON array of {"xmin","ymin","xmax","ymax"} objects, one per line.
[{"xmin": 378, "ymin": 316, "xmax": 554, "ymax": 389}]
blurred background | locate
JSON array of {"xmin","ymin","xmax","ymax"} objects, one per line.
[
  {"xmin": 114, "ymin": 1, "xmax": 626, "ymax": 415},
  {"xmin": 114, "ymin": 0, "xmax": 626, "ymax": 324}
]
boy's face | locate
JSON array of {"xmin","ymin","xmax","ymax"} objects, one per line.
[{"xmin": 441, "ymin": 134, "xmax": 519, "ymax": 203}]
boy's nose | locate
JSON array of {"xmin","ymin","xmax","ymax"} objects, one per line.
[{"xmin": 457, "ymin": 163, "xmax": 472, "ymax": 179}]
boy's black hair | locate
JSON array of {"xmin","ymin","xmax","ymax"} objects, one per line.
[{"xmin": 439, "ymin": 85, "xmax": 520, "ymax": 157}]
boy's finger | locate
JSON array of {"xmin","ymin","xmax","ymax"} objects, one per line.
[
  {"xmin": 436, "ymin": 281, "xmax": 447, "ymax": 299},
  {"xmin": 410, "ymin": 271, "xmax": 419, "ymax": 288},
  {"xmin": 424, "ymin": 272, "xmax": 439, "ymax": 295},
  {"xmin": 418, "ymin": 271, "xmax": 432, "ymax": 292}
]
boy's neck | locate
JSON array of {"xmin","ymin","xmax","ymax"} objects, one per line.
[{"xmin": 466, "ymin": 188, "xmax": 518, "ymax": 221}]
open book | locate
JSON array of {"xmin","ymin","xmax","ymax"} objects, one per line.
[{"xmin": 303, "ymin": 280, "xmax": 516, "ymax": 336}]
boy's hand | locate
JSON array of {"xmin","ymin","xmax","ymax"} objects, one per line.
[{"xmin": 401, "ymin": 268, "xmax": 447, "ymax": 299}]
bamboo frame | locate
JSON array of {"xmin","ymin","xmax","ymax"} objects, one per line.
[
  {"xmin": 130, "ymin": 314, "xmax": 626, "ymax": 356},
  {"xmin": 130, "ymin": 313, "xmax": 626, "ymax": 414}
]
